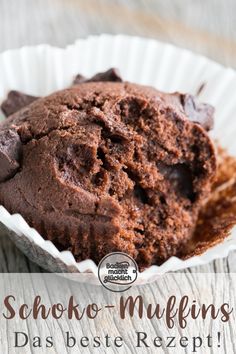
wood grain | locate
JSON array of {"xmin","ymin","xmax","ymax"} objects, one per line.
[{"xmin": 0, "ymin": 272, "xmax": 235, "ymax": 354}]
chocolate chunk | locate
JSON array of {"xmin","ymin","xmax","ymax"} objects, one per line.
[
  {"xmin": 158, "ymin": 162, "xmax": 195, "ymax": 202},
  {"xmin": 73, "ymin": 74, "xmax": 87, "ymax": 85},
  {"xmin": 88, "ymin": 68, "xmax": 123, "ymax": 83},
  {"xmin": 180, "ymin": 94, "xmax": 214, "ymax": 131},
  {"xmin": 0, "ymin": 130, "xmax": 22, "ymax": 182},
  {"xmin": 1, "ymin": 90, "xmax": 39, "ymax": 117},
  {"xmin": 73, "ymin": 68, "xmax": 122, "ymax": 85}
]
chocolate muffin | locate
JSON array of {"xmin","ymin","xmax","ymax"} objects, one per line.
[{"xmin": 0, "ymin": 70, "xmax": 216, "ymax": 268}]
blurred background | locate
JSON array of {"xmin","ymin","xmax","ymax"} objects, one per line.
[{"xmin": 1, "ymin": 0, "xmax": 236, "ymax": 67}]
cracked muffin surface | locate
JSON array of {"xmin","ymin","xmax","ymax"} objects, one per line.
[{"xmin": 0, "ymin": 80, "xmax": 217, "ymax": 268}]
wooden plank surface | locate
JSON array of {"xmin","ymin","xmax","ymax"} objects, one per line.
[{"xmin": 1, "ymin": 272, "xmax": 235, "ymax": 354}]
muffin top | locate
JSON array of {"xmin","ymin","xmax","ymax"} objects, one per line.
[{"xmin": 0, "ymin": 74, "xmax": 216, "ymax": 267}]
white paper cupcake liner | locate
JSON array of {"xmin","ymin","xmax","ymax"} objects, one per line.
[{"xmin": 1, "ymin": 34, "xmax": 236, "ymax": 284}]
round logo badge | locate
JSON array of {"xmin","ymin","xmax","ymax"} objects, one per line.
[{"xmin": 98, "ymin": 252, "xmax": 138, "ymax": 292}]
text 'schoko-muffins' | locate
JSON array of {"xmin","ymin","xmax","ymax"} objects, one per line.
[{"xmin": 0, "ymin": 69, "xmax": 217, "ymax": 269}]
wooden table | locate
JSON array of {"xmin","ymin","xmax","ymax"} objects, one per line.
[{"xmin": 0, "ymin": 1, "xmax": 236, "ymax": 352}]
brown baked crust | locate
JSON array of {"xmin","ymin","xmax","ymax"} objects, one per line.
[{"xmin": 0, "ymin": 81, "xmax": 216, "ymax": 268}]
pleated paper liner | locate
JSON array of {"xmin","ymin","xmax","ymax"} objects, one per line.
[{"xmin": 1, "ymin": 35, "xmax": 236, "ymax": 284}]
